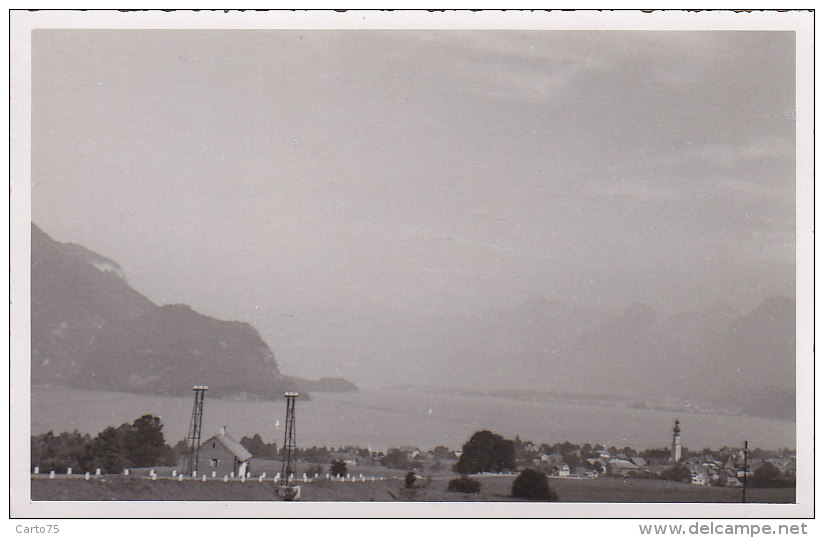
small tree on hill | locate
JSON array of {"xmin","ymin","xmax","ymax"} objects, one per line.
[
  {"xmin": 511, "ymin": 468, "xmax": 558, "ymax": 501},
  {"xmin": 456, "ymin": 430, "xmax": 516, "ymax": 475}
]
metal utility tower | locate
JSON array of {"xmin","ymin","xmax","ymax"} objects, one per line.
[
  {"xmin": 280, "ymin": 391, "xmax": 298, "ymax": 486},
  {"xmin": 185, "ymin": 385, "xmax": 208, "ymax": 476}
]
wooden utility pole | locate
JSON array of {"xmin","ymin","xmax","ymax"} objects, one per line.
[{"xmin": 742, "ymin": 440, "xmax": 748, "ymax": 503}]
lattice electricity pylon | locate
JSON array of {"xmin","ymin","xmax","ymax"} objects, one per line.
[
  {"xmin": 184, "ymin": 385, "xmax": 208, "ymax": 476},
  {"xmin": 280, "ymin": 392, "xmax": 298, "ymax": 486}
]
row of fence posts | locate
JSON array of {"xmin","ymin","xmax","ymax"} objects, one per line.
[
  {"xmin": 34, "ymin": 466, "xmax": 391, "ymax": 483},
  {"xmin": 326, "ymin": 472, "xmax": 384, "ymax": 482},
  {"xmin": 34, "ymin": 466, "xmax": 103, "ymax": 480}
]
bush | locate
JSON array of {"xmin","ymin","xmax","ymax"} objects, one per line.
[
  {"xmin": 447, "ymin": 475, "xmax": 481, "ymax": 494},
  {"xmin": 330, "ymin": 459, "xmax": 347, "ymax": 477},
  {"xmin": 405, "ymin": 470, "xmax": 417, "ymax": 489},
  {"xmin": 305, "ymin": 464, "xmax": 324, "ymax": 477},
  {"xmin": 511, "ymin": 468, "xmax": 558, "ymax": 501}
]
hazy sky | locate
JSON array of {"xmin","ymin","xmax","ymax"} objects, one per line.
[{"xmin": 31, "ymin": 30, "xmax": 796, "ymax": 385}]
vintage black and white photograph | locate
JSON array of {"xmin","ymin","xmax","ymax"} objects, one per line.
[{"xmin": 9, "ymin": 9, "xmax": 814, "ymax": 519}]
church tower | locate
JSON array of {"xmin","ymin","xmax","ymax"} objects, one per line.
[{"xmin": 671, "ymin": 419, "xmax": 682, "ymax": 463}]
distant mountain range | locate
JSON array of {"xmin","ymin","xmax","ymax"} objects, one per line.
[
  {"xmin": 31, "ymin": 223, "xmax": 356, "ymax": 399},
  {"xmin": 424, "ymin": 294, "xmax": 795, "ymax": 420}
]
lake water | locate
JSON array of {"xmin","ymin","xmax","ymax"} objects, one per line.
[{"xmin": 31, "ymin": 386, "xmax": 795, "ymax": 451}]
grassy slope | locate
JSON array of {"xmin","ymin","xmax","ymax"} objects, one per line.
[{"xmin": 31, "ymin": 475, "xmax": 794, "ymax": 503}]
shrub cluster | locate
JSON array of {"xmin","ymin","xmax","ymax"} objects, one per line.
[
  {"xmin": 31, "ymin": 415, "xmax": 175, "ymax": 474},
  {"xmin": 749, "ymin": 462, "xmax": 795, "ymax": 488},
  {"xmin": 447, "ymin": 475, "xmax": 481, "ymax": 494},
  {"xmin": 511, "ymin": 468, "xmax": 558, "ymax": 501}
]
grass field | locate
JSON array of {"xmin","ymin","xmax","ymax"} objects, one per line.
[{"xmin": 31, "ymin": 474, "xmax": 794, "ymax": 504}]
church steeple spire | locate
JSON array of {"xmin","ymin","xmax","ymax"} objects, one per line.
[{"xmin": 671, "ymin": 418, "xmax": 682, "ymax": 463}]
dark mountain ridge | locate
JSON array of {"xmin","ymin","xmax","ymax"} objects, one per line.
[{"xmin": 31, "ymin": 223, "xmax": 355, "ymax": 399}]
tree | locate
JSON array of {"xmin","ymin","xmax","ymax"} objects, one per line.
[
  {"xmin": 88, "ymin": 426, "xmax": 131, "ymax": 473},
  {"xmin": 562, "ymin": 451, "xmax": 582, "ymax": 469},
  {"xmin": 621, "ymin": 446, "xmax": 638, "ymax": 458},
  {"xmin": 301, "ymin": 446, "xmax": 331, "ymax": 463},
  {"xmin": 126, "ymin": 414, "xmax": 172, "ymax": 467},
  {"xmin": 586, "ymin": 459, "xmax": 605, "ymax": 474},
  {"xmin": 31, "ymin": 430, "xmax": 93, "ymax": 473},
  {"xmin": 170, "ymin": 438, "xmax": 188, "ymax": 464},
  {"xmin": 751, "ymin": 462, "xmax": 789, "ymax": 488},
  {"xmin": 511, "ymin": 468, "xmax": 558, "ymax": 501},
  {"xmin": 660, "ymin": 464, "xmax": 691, "ymax": 483},
  {"xmin": 241, "ymin": 434, "xmax": 278, "ymax": 459},
  {"xmin": 33, "ymin": 415, "xmax": 175, "ymax": 474},
  {"xmin": 330, "ymin": 459, "xmax": 347, "ymax": 477},
  {"xmin": 381, "ymin": 448, "xmax": 412, "ymax": 469},
  {"xmin": 455, "ymin": 430, "xmax": 516, "ymax": 475}
]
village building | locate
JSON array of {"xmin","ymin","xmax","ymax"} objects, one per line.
[
  {"xmin": 572, "ymin": 466, "xmax": 589, "ymax": 476},
  {"xmin": 197, "ymin": 426, "xmax": 253, "ymax": 477},
  {"xmin": 556, "ymin": 463, "xmax": 571, "ymax": 477},
  {"xmin": 630, "ymin": 456, "xmax": 648, "ymax": 469},
  {"xmin": 398, "ymin": 446, "xmax": 422, "ymax": 460},
  {"xmin": 522, "ymin": 441, "xmax": 539, "ymax": 453},
  {"xmin": 543, "ymin": 453, "xmax": 565, "ymax": 466},
  {"xmin": 607, "ymin": 458, "xmax": 641, "ymax": 477},
  {"xmin": 691, "ymin": 470, "xmax": 709, "ymax": 486},
  {"xmin": 586, "ymin": 457, "xmax": 608, "ymax": 474}
]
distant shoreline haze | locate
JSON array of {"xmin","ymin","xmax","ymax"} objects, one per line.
[{"xmin": 30, "ymin": 386, "xmax": 796, "ymax": 452}]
